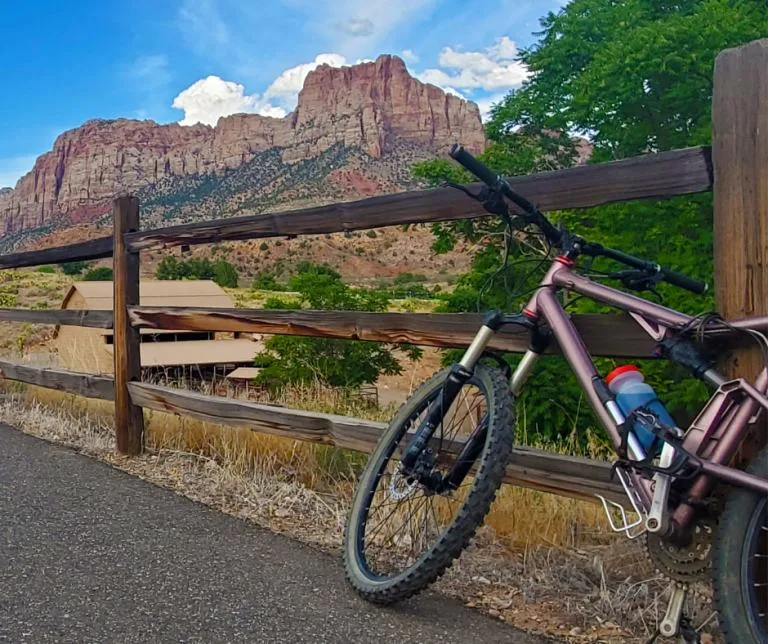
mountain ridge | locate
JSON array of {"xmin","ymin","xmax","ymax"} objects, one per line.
[{"xmin": 0, "ymin": 55, "xmax": 485, "ymax": 251}]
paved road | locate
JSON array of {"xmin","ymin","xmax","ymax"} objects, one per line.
[{"xmin": 0, "ymin": 424, "xmax": 552, "ymax": 643}]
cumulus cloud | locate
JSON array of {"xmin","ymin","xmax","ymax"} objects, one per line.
[
  {"xmin": 400, "ymin": 49, "xmax": 419, "ymax": 63},
  {"xmin": 172, "ymin": 76, "xmax": 286, "ymax": 126},
  {"xmin": 335, "ymin": 17, "xmax": 374, "ymax": 37},
  {"xmin": 418, "ymin": 36, "xmax": 529, "ymax": 91},
  {"xmin": 265, "ymin": 53, "xmax": 348, "ymax": 108}
]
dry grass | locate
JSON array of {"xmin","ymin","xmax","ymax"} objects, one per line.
[{"xmin": 0, "ymin": 383, "xmax": 723, "ymax": 642}]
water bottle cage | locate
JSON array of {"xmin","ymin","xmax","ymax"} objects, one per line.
[{"xmin": 614, "ymin": 407, "xmax": 703, "ymax": 481}]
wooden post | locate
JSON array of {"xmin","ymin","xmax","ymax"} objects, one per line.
[
  {"xmin": 712, "ymin": 38, "xmax": 768, "ymax": 461},
  {"xmin": 113, "ymin": 196, "xmax": 145, "ymax": 454}
]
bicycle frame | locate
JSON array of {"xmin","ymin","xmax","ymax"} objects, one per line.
[{"xmin": 459, "ymin": 255, "xmax": 768, "ymax": 536}]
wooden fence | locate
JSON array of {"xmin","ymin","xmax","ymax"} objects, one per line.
[{"xmin": 0, "ymin": 39, "xmax": 765, "ymax": 508}]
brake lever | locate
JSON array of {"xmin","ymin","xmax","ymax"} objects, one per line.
[
  {"xmin": 443, "ymin": 181, "xmax": 483, "ymax": 200},
  {"xmin": 616, "ymin": 270, "xmax": 664, "ymax": 301}
]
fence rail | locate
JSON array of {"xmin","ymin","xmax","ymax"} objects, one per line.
[
  {"xmin": 0, "ymin": 308, "xmax": 113, "ymax": 328},
  {"xmin": 129, "ymin": 307, "xmax": 661, "ymax": 358},
  {"xmin": 0, "ymin": 40, "xmax": 764, "ymax": 512}
]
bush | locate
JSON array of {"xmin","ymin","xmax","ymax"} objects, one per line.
[
  {"xmin": 255, "ymin": 262, "xmax": 421, "ymax": 391},
  {"xmin": 252, "ymin": 272, "xmax": 282, "ymax": 291},
  {"xmin": 259, "ymin": 242, "xmax": 269, "ymax": 251},
  {"xmin": 365, "ymin": 230, "xmax": 377, "ymax": 238},
  {"xmin": 60, "ymin": 261, "xmax": 89, "ymax": 276},
  {"xmin": 36, "ymin": 266, "xmax": 55, "ymax": 274},
  {"xmin": 212, "ymin": 260, "xmax": 238, "ymax": 288},
  {"xmin": 393, "ymin": 272, "xmax": 427, "ymax": 285},
  {"xmin": 82, "ymin": 267, "xmax": 114, "ymax": 281}
]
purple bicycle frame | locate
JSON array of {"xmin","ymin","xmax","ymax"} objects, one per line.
[{"xmin": 512, "ymin": 256, "xmax": 768, "ymax": 533}]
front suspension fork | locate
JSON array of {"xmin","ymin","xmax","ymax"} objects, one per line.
[{"xmin": 401, "ymin": 312, "xmax": 542, "ymax": 485}]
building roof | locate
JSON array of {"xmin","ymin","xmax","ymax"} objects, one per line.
[
  {"xmin": 56, "ymin": 280, "xmax": 236, "ymax": 338},
  {"xmin": 224, "ymin": 367, "xmax": 263, "ymax": 380},
  {"xmin": 104, "ymin": 338, "xmax": 262, "ymax": 368},
  {"xmin": 61, "ymin": 280, "xmax": 235, "ymax": 310}
]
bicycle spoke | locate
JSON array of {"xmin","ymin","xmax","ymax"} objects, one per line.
[{"xmin": 359, "ymin": 378, "xmax": 492, "ymax": 578}]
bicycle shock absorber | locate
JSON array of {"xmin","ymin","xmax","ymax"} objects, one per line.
[{"xmin": 400, "ymin": 363, "xmax": 474, "ymax": 472}]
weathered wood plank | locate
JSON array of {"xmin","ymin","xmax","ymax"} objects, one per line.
[
  {"xmin": 0, "ymin": 236, "xmax": 113, "ymax": 270},
  {"xmin": 713, "ymin": 39, "xmax": 768, "ymax": 462},
  {"xmin": 0, "ymin": 360, "xmax": 114, "ymax": 400},
  {"xmin": 113, "ymin": 196, "xmax": 145, "ymax": 455},
  {"xmin": 0, "ymin": 308, "xmax": 113, "ymax": 328},
  {"xmin": 125, "ymin": 147, "xmax": 712, "ymax": 252},
  {"xmin": 128, "ymin": 381, "xmax": 625, "ymax": 504},
  {"xmin": 129, "ymin": 307, "xmax": 658, "ymax": 358}
]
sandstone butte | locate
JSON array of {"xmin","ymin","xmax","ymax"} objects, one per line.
[{"xmin": 0, "ymin": 54, "xmax": 486, "ymax": 237}]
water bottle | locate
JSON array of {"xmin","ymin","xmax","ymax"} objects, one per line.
[{"xmin": 605, "ymin": 365, "xmax": 675, "ymax": 456}]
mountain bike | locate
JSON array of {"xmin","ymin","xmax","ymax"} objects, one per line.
[{"xmin": 343, "ymin": 145, "xmax": 768, "ymax": 643}]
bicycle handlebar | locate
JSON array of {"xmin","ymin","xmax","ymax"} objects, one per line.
[
  {"xmin": 448, "ymin": 144, "xmax": 709, "ymax": 296},
  {"xmin": 450, "ymin": 144, "xmax": 562, "ymax": 244}
]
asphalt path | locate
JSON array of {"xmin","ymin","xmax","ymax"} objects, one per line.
[{"xmin": 0, "ymin": 424, "xmax": 554, "ymax": 643}]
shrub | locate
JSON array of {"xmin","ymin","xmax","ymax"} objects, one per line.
[
  {"xmin": 212, "ymin": 260, "xmax": 239, "ymax": 288},
  {"xmin": 36, "ymin": 266, "xmax": 55, "ymax": 274},
  {"xmin": 60, "ymin": 260, "xmax": 89, "ymax": 276},
  {"xmin": 82, "ymin": 267, "xmax": 114, "ymax": 281},
  {"xmin": 255, "ymin": 262, "xmax": 421, "ymax": 391},
  {"xmin": 251, "ymin": 272, "xmax": 282, "ymax": 291}
]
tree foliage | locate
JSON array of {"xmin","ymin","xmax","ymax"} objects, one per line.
[
  {"xmin": 254, "ymin": 263, "xmax": 422, "ymax": 390},
  {"xmin": 82, "ymin": 267, "xmax": 114, "ymax": 281},
  {"xmin": 412, "ymin": 0, "xmax": 768, "ymax": 440},
  {"xmin": 59, "ymin": 261, "xmax": 89, "ymax": 276},
  {"xmin": 155, "ymin": 256, "xmax": 239, "ymax": 288}
]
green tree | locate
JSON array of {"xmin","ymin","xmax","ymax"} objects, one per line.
[
  {"xmin": 59, "ymin": 260, "xmax": 89, "ymax": 276},
  {"xmin": 254, "ymin": 263, "xmax": 421, "ymax": 390},
  {"xmin": 82, "ymin": 267, "xmax": 114, "ymax": 281},
  {"xmin": 155, "ymin": 256, "xmax": 184, "ymax": 280},
  {"xmin": 212, "ymin": 260, "xmax": 239, "ymax": 288},
  {"xmin": 413, "ymin": 0, "xmax": 768, "ymax": 440},
  {"xmin": 252, "ymin": 271, "xmax": 282, "ymax": 291}
]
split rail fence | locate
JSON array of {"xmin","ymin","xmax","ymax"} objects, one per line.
[{"xmin": 1, "ymin": 39, "xmax": 766, "ymax": 508}]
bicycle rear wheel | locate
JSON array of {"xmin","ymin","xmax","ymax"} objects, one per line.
[
  {"xmin": 344, "ymin": 364, "xmax": 514, "ymax": 604},
  {"xmin": 714, "ymin": 446, "xmax": 768, "ymax": 643}
]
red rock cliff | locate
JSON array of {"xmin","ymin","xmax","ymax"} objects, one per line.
[{"xmin": 0, "ymin": 55, "xmax": 485, "ymax": 235}]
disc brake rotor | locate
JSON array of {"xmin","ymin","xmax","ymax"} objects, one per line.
[
  {"xmin": 389, "ymin": 467, "xmax": 419, "ymax": 501},
  {"xmin": 645, "ymin": 519, "xmax": 715, "ymax": 584}
]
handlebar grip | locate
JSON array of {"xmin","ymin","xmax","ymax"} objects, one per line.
[
  {"xmin": 659, "ymin": 268, "xmax": 708, "ymax": 295},
  {"xmin": 450, "ymin": 144, "xmax": 500, "ymax": 188},
  {"xmin": 450, "ymin": 144, "xmax": 540, "ymax": 214}
]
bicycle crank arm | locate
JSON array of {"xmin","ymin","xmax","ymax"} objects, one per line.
[{"xmin": 659, "ymin": 585, "xmax": 686, "ymax": 639}]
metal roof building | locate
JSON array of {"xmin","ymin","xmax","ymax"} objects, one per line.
[{"xmin": 54, "ymin": 280, "xmax": 262, "ymax": 374}]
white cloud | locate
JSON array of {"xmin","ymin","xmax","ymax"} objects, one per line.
[
  {"xmin": 335, "ymin": 17, "xmax": 374, "ymax": 37},
  {"xmin": 172, "ymin": 76, "xmax": 286, "ymax": 126},
  {"xmin": 0, "ymin": 155, "xmax": 38, "ymax": 190},
  {"xmin": 401, "ymin": 49, "xmax": 419, "ymax": 63},
  {"xmin": 474, "ymin": 93, "xmax": 506, "ymax": 122},
  {"xmin": 178, "ymin": 0, "xmax": 230, "ymax": 55},
  {"xmin": 126, "ymin": 54, "xmax": 171, "ymax": 87},
  {"xmin": 265, "ymin": 53, "xmax": 348, "ymax": 109},
  {"xmin": 418, "ymin": 36, "xmax": 529, "ymax": 91},
  {"xmin": 443, "ymin": 87, "xmax": 466, "ymax": 99}
]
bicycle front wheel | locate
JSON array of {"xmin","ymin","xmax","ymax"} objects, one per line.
[{"xmin": 344, "ymin": 364, "xmax": 515, "ymax": 604}]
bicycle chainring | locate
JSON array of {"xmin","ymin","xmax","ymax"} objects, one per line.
[{"xmin": 644, "ymin": 519, "xmax": 715, "ymax": 585}]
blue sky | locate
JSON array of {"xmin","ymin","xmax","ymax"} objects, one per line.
[{"xmin": 0, "ymin": 0, "xmax": 567, "ymax": 188}]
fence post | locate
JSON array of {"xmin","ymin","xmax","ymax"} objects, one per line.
[
  {"xmin": 712, "ymin": 38, "xmax": 768, "ymax": 461},
  {"xmin": 113, "ymin": 195, "xmax": 144, "ymax": 454}
]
